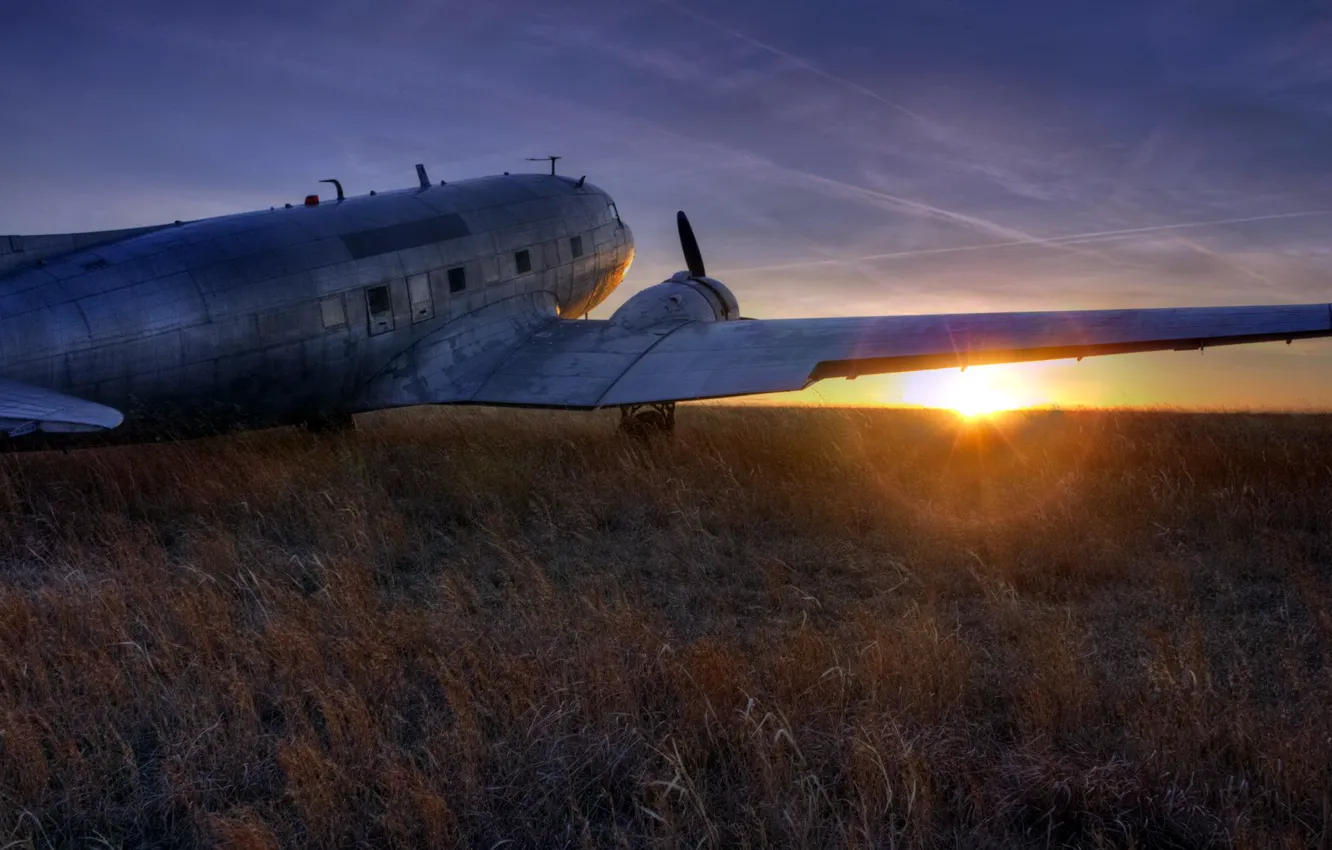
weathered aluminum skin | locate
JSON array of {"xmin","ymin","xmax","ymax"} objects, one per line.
[
  {"xmin": 0, "ymin": 225, "xmax": 172, "ymax": 278},
  {"xmin": 4, "ymin": 167, "xmax": 1331, "ymax": 442},
  {"xmin": 0, "ymin": 173, "xmax": 632, "ymax": 439}
]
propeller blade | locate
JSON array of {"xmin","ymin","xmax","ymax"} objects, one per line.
[{"xmin": 677, "ymin": 211, "xmax": 706, "ymax": 278}]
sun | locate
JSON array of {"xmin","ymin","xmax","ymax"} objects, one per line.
[
  {"xmin": 949, "ymin": 379, "xmax": 1018, "ymax": 418},
  {"xmin": 900, "ymin": 365, "xmax": 1046, "ymax": 417}
]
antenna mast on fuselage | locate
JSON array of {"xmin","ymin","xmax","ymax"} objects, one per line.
[{"xmin": 526, "ymin": 156, "xmax": 562, "ymax": 176}]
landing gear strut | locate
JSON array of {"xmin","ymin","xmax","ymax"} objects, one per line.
[{"xmin": 618, "ymin": 402, "xmax": 676, "ymax": 436}]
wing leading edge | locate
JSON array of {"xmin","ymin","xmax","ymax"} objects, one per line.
[
  {"xmin": 0, "ymin": 378, "xmax": 124, "ymax": 437},
  {"xmin": 447, "ymin": 303, "xmax": 1332, "ymax": 408}
]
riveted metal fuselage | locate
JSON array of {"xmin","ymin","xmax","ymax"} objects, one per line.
[{"xmin": 0, "ymin": 174, "xmax": 634, "ymax": 440}]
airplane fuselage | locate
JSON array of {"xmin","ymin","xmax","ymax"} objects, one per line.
[
  {"xmin": 0, "ymin": 174, "xmax": 634, "ymax": 438},
  {"xmin": 9, "ymin": 168, "xmax": 1328, "ymax": 447}
]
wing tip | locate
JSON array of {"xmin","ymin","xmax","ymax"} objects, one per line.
[
  {"xmin": 42, "ymin": 402, "xmax": 124, "ymax": 434},
  {"xmin": 0, "ymin": 377, "xmax": 125, "ymax": 437}
]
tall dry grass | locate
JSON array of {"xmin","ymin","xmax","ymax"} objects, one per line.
[{"xmin": 0, "ymin": 406, "xmax": 1329, "ymax": 848}]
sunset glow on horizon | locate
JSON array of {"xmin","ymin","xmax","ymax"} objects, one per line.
[
  {"xmin": 899, "ymin": 365, "xmax": 1052, "ymax": 417},
  {"xmin": 728, "ymin": 342, "xmax": 1332, "ymax": 412}
]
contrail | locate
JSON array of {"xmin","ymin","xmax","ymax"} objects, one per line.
[
  {"xmin": 730, "ymin": 210, "xmax": 1331, "ymax": 274},
  {"xmin": 652, "ymin": 0, "xmax": 932, "ymax": 127},
  {"xmin": 1170, "ymin": 234, "xmax": 1281, "ymax": 293},
  {"xmin": 648, "ymin": 0, "xmax": 1099, "ymax": 252},
  {"xmin": 650, "ymin": 0, "xmax": 1044, "ymax": 200},
  {"xmin": 773, "ymin": 167, "xmax": 1056, "ymax": 245}
]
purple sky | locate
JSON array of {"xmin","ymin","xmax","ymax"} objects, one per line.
[{"xmin": 4, "ymin": 0, "xmax": 1332, "ymax": 407}]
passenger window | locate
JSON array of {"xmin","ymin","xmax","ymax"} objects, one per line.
[
  {"xmin": 570, "ymin": 235, "xmax": 583, "ymax": 258},
  {"xmin": 407, "ymin": 273, "xmax": 433, "ymax": 323},
  {"xmin": 319, "ymin": 294, "xmax": 346, "ymax": 329},
  {"xmin": 448, "ymin": 266, "xmax": 466, "ymax": 293},
  {"xmin": 365, "ymin": 284, "xmax": 393, "ymax": 335},
  {"xmin": 366, "ymin": 285, "xmax": 390, "ymax": 314},
  {"xmin": 515, "ymin": 249, "xmax": 531, "ymax": 275}
]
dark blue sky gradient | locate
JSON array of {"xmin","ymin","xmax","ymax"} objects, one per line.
[{"xmin": 4, "ymin": 0, "xmax": 1332, "ymax": 406}]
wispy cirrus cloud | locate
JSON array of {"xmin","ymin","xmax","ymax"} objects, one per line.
[{"xmin": 4, "ymin": 0, "xmax": 1332, "ymax": 314}]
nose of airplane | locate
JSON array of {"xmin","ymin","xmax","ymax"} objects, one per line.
[{"xmin": 618, "ymin": 216, "xmax": 634, "ymax": 252}]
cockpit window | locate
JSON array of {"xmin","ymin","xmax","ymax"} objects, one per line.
[
  {"xmin": 607, "ymin": 201, "xmax": 621, "ymax": 224},
  {"xmin": 515, "ymin": 250, "xmax": 532, "ymax": 274},
  {"xmin": 570, "ymin": 235, "xmax": 583, "ymax": 258}
]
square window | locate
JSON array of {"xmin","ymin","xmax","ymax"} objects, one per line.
[
  {"xmin": 570, "ymin": 235, "xmax": 583, "ymax": 258},
  {"xmin": 448, "ymin": 266, "xmax": 466, "ymax": 293},
  {"xmin": 365, "ymin": 285, "xmax": 391, "ymax": 315},
  {"xmin": 515, "ymin": 249, "xmax": 531, "ymax": 275},
  {"xmin": 407, "ymin": 273, "xmax": 433, "ymax": 322},
  {"xmin": 319, "ymin": 294, "xmax": 346, "ymax": 328}
]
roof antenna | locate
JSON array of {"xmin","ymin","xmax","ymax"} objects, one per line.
[
  {"xmin": 319, "ymin": 179, "xmax": 345, "ymax": 201},
  {"xmin": 526, "ymin": 155, "xmax": 562, "ymax": 176},
  {"xmin": 415, "ymin": 163, "xmax": 430, "ymax": 189}
]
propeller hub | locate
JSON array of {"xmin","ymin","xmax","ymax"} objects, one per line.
[{"xmin": 670, "ymin": 210, "xmax": 742, "ymax": 319}]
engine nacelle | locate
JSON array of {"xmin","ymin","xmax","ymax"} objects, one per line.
[{"xmin": 609, "ymin": 271, "xmax": 740, "ymax": 331}]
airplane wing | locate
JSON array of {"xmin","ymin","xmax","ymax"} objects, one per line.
[
  {"xmin": 0, "ymin": 378, "xmax": 124, "ymax": 437},
  {"xmin": 369, "ymin": 302, "xmax": 1332, "ymax": 409}
]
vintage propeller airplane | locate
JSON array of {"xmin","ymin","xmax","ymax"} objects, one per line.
[{"xmin": 1, "ymin": 163, "xmax": 1329, "ymax": 445}]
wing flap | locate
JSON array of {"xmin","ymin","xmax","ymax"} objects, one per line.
[
  {"xmin": 0, "ymin": 378, "xmax": 124, "ymax": 436},
  {"xmin": 466, "ymin": 321, "xmax": 678, "ymax": 407}
]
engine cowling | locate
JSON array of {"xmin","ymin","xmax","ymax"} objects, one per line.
[{"xmin": 609, "ymin": 271, "xmax": 741, "ymax": 331}]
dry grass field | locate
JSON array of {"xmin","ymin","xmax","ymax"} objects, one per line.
[{"xmin": 0, "ymin": 406, "xmax": 1330, "ymax": 848}]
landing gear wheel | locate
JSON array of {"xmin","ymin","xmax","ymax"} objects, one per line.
[{"xmin": 618, "ymin": 403, "xmax": 676, "ymax": 437}]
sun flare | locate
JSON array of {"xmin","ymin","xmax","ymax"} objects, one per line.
[
  {"xmin": 900, "ymin": 365, "xmax": 1048, "ymax": 417},
  {"xmin": 949, "ymin": 382, "xmax": 1019, "ymax": 418}
]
